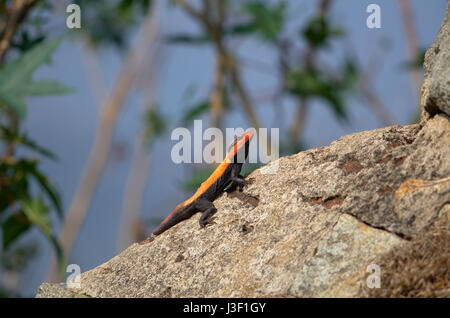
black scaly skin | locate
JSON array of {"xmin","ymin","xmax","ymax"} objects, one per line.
[{"xmin": 152, "ymin": 140, "xmax": 250, "ymax": 236}]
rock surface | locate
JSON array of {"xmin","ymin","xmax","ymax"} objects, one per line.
[
  {"xmin": 36, "ymin": 3, "xmax": 450, "ymax": 298},
  {"xmin": 36, "ymin": 283, "xmax": 89, "ymax": 298},
  {"xmin": 421, "ymin": 2, "xmax": 450, "ymax": 120}
]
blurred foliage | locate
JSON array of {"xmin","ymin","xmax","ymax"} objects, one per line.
[
  {"xmin": 72, "ymin": 0, "xmax": 152, "ymax": 49},
  {"xmin": 181, "ymin": 101, "xmax": 210, "ymax": 127},
  {"xmin": 402, "ymin": 47, "xmax": 426, "ymax": 70},
  {"xmin": 301, "ymin": 14, "xmax": 344, "ymax": 48},
  {"xmin": 167, "ymin": 0, "xmax": 361, "ymax": 189},
  {"xmin": 0, "ymin": 36, "xmax": 73, "ymax": 118},
  {"xmin": 0, "ymin": 0, "xmax": 158, "ymax": 297},
  {"xmin": 243, "ymin": 1, "xmax": 286, "ymax": 43},
  {"xmin": 181, "ymin": 167, "xmax": 216, "ymax": 191},
  {"xmin": 0, "ymin": 138, "xmax": 66, "ymax": 293},
  {"xmin": 1, "ymin": 244, "xmax": 38, "ymax": 271},
  {"xmin": 0, "ymin": 0, "xmax": 71, "ymax": 297},
  {"xmin": 143, "ymin": 107, "xmax": 166, "ymax": 146},
  {"xmin": 180, "ymin": 90, "xmax": 231, "ymax": 128},
  {"xmin": 287, "ymin": 68, "xmax": 345, "ymax": 120},
  {"xmin": 2, "ymin": 0, "xmax": 52, "ymax": 54},
  {"xmin": 168, "ymin": 1, "xmax": 357, "ymax": 126}
]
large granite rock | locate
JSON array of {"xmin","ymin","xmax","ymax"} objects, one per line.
[{"xmin": 421, "ymin": 2, "xmax": 450, "ymax": 120}]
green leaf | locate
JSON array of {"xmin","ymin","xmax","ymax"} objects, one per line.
[
  {"xmin": 166, "ymin": 23, "xmax": 260, "ymax": 45},
  {"xmin": 144, "ymin": 107, "xmax": 166, "ymax": 146},
  {"xmin": 20, "ymin": 198, "xmax": 51, "ymax": 240},
  {"xmin": 286, "ymin": 69, "xmax": 324, "ymax": 95},
  {"xmin": 224, "ymin": 23, "xmax": 259, "ymax": 37},
  {"xmin": 321, "ymin": 91, "xmax": 346, "ymax": 120},
  {"xmin": 0, "ymin": 92, "xmax": 26, "ymax": 118},
  {"xmin": 181, "ymin": 101, "xmax": 210, "ymax": 126},
  {"xmin": 243, "ymin": 1, "xmax": 286, "ymax": 43},
  {"xmin": 302, "ymin": 15, "xmax": 344, "ymax": 48},
  {"xmin": 20, "ymin": 198, "xmax": 65, "ymax": 275},
  {"xmin": 29, "ymin": 169, "xmax": 63, "ymax": 219},
  {"xmin": 0, "ymin": 36, "xmax": 70, "ymax": 118},
  {"xmin": 0, "ymin": 244, "xmax": 38, "ymax": 272},
  {"xmin": 337, "ymin": 59, "xmax": 359, "ymax": 92},
  {"xmin": 73, "ymin": 0, "xmax": 152, "ymax": 49},
  {"xmin": 401, "ymin": 48, "xmax": 426, "ymax": 70},
  {"xmin": 0, "ymin": 36, "xmax": 64, "ymax": 90},
  {"xmin": 118, "ymin": 0, "xmax": 134, "ymax": 13},
  {"xmin": 0, "ymin": 126, "xmax": 57, "ymax": 159},
  {"xmin": 286, "ymin": 69, "xmax": 348, "ymax": 121},
  {"xmin": 2, "ymin": 212, "xmax": 31, "ymax": 250},
  {"xmin": 0, "ymin": 159, "xmax": 32, "ymax": 211},
  {"xmin": 0, "ymin": 158, "xmax": 63, "ymax": 218},
  {"xmin": 10, "ymin": 31, "xmax": 45, "ymax": 52},
  {"xmin": 166, "ymin": 34, "xmax": 211, "ymax": 45},
  {"xmin": 17, "ymin": 80, "xmax": 74, "ymax": 96},
  {"xmin": 181, "ymin": 168, "xmax": 215, "ymax": 191}
]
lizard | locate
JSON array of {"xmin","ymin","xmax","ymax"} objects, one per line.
[{"xmin": 151, "ymin": 130, "xmax": 254, "ymax": 236}]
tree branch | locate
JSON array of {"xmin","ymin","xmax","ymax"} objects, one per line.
[
  {"xmin": 210, "ymin": 51, "xmax": 227, "ymax": 128},
  {"xmin": 396, "ymin": 0, "xmax": 421, "ymax": 104},
  {"xmin": 0, "ymin": 0, "xmax": 38, "ymax": 63},
  {"xmin": 289, "ymin": 0, "xmax": 332, "ymax": 145},
  {"xmin": 227, "ymin": 55, "xmax": 261, "ymax": 130},
  {"xmin": 175, "ymin": 0, "xmax": 261, "ymax": 129}
]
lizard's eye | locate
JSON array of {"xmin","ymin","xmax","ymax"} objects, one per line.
[
  {"xmin": 226, "ymin": 131, "xmax": 254, "ymax": 153},
  {"xmin": 227, "ymin": 135, "xmax": 239, "ymax": 152}
]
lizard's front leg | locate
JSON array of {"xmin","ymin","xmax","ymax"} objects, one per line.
[
  {"xmin": 195, "ymin": 198, "xmax": 217, "ymax": 227},
  {"xmin": 229, "ymin": 164, "xmax": 246, "ymax": 191}
]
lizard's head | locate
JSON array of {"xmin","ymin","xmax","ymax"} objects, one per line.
[{"xmin": 227, "ymin": 130, "xmax": 254, "ymax": 162}]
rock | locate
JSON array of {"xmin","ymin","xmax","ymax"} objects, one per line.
[
  {"xmin": 36, "ymin": 114, "xmax": 450, "ymax": 298},
  {"xmin": 361, "ymin": 218, "xmax": 450, "ymax": 298},
  {"xmin": 421, "ymin": 2, "xmax": 450, "ymax": 120},
  {"xmin": 290, "ymin": 214, "xmax": 404, "ymax": 297},
  {"xmin": 35, "ymin": 283, "xmax": 89, "ymax": 298}
]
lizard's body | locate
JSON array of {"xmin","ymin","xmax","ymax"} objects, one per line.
[{"xmin": 152, "ymin": 131, "xmax": 253, "ymax": 236}]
